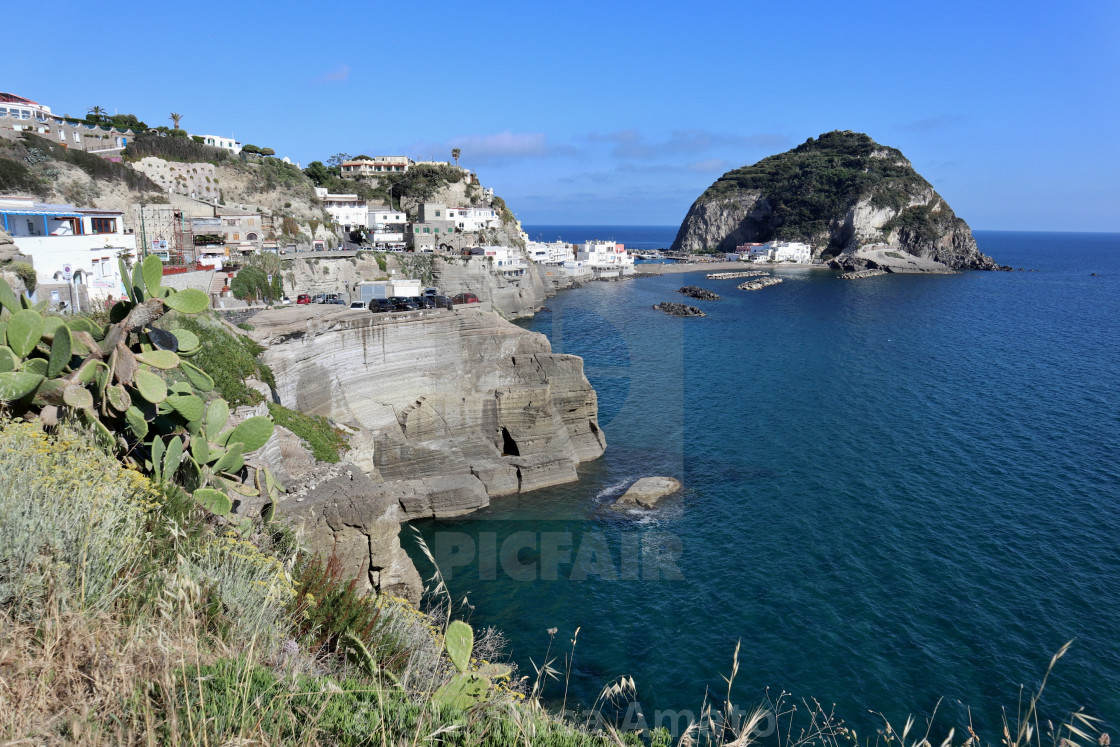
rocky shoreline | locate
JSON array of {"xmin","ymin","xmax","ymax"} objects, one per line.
[{"xmin": 249, "ymin": 304, "xmax": 605, "ymax": 600}]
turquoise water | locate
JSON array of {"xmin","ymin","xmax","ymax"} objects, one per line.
[{"xmin": 405, "ymin": 230, "xmax": 1120, "ymax": 732}]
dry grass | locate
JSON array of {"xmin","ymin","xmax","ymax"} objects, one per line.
[{"xmin": 0, "ymin": 605, "xmax": 213, "ymax": 744}]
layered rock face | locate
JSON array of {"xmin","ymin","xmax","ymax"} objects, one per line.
[
  {"xmin": 433, "ymin": 257, "xmax": 552, "ymax": 319},
  {"xmin": 671, "ymin": 131, "xmax": 1003, "ymax": 270},
  {"xmin": 252, "ymin": 305, "xmax": 605, "ymax": 596}
]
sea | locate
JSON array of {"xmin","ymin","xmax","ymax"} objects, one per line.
[{"xmin": 404, "ymin": 227, "xmax": 1120, "ymax": 736}]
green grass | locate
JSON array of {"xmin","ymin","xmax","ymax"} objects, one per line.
[{"xmin": 267, "ymin": 403, "xmax": 349, "ymax": 463}]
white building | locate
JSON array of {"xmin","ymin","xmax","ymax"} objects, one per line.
[
  {"xmin": 318, "ymin": 191, "xmax": 368, "ymax": 234},
  {"xmin": 560, "ymin": 260, "xmax": 593, "ymax": 280},
  {"xmin": 367, "ymin": 205, "xmax": 407, "ymax": 230},
  {"xmin": 0, "ymin": 92, "xmax": 51, "ymax": 121},
  {"xmin": 445, "ymin": 206, "xmax": 498, "ymax": 232},
  {"xmin": 0, "ymin": 197, "xmax": 137, "ymax": 308},
  {"xmin": 526, "ymin": 240, "xmax": 574, "ymax": 265},
  {"xmin": 576, "ymin": 240, "xmax": 635, "ymax": 277},
  {"xmin": 470, "ymin": 245, "xmax": 528, "ymax": 275},
  {"xmin": 340, "ymin": 156, "xmax": 412, "ymax": 179},
  {"xmin": 199, "ymin": 135, "xmax": 242, "ymax": 154},
  {"xmin": 771, "ymin": 241, "xmax": 813, "ymax": 263}
]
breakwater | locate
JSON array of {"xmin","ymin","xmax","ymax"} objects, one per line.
[
  {"xmin": 737, "ymin": 276, "xmax": 784, "ymax": 290},
  {"xmin": 706, "ymin": 270, "xmax": 769, "ymax": 279}
]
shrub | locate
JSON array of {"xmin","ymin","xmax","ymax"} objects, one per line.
[
  {"xmin": 162, "ymin": 313, "xmax": 275, "ymax": 406},
  {"xmin": 18, "ymin": 133, "xmax": 160, "ymax": 192},
  {"xmin": 4, "ymin": 261, "xmax": 36, "ymax": 290},
  {"xmin": 0, "ymin": 156, "xmax": 46, "ymax": 195},
  {"xmin": 181, "ymin": 533, "xmax": 294, "ymax": 647},
  {"xmin": 0, "ymin": 421, "xmax": 160, "ymax": 614},
  {"xmin": 290, "ymin": 553, "xmax": 382, "ymax": 652},
  {"xmin": 123, "ymin": 133, "xmax": 230, "ymax": 166},
  {"xmin": 267, "ymin": 403, "xmax": 349, "ymax": 463}
]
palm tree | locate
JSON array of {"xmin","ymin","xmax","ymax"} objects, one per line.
[
  {"xmin": 169, "ymin": 112, "xmax": 183, "ymax": 129},
  {"xmin": 87, "ymin": 106, "xmax": 107, "ymax": 123},
  {"xmin": 451, "ymin": 148, "xmax": 461, "ymax": 165}
]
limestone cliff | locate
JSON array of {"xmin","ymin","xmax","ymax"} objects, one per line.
[
  {"xmin": 250, "ymin": 305, "xmax": 605, "ymax": 596},
  {"xmin": 671, "ymin": 130, "xmax": 1003, "ymax": 270},
  {"xmin": 433, "ymin": 257, "xmax": 553, "ymax": 319}
]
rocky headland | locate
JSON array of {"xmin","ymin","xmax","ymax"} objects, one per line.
[
  {"xmin": 671, "ymin": 130, "xmax": 1004, "ymax": 271},
  {"xmin": 249, "ymin": 304, "xmax": 605, "ymax": 599}
]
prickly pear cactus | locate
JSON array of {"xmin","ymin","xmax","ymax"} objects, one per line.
[
  {"xmin": 432, "ymin": 619, "xmax": 511, "ymax": 710},
  {"xmin": 0, "ymin": 255, "xmax": 284, "ymax": 518}
]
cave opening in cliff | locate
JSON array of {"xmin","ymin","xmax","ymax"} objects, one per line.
[{"xmin": 501, "ymin": 427, "xmax": 520, "ymax": 456}]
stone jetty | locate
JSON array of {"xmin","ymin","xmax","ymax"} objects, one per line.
[
  {"xmin": 737, "ymin": 277, "xmax": 784, "ymax": 291},
  {"xmin": 838, "ymin": 269, "xmax": 888, "ymax": 279},
  {"xmin": 706, "ymin": 270, "xmax": 769, "ymax": 280}
]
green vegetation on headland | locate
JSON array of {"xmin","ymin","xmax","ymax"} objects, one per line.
[
  {"xmin": 304, "ymin": 157, "xmax": 469, "ymax": 214},
  {"xmin": 678, "ymin": 130, "xmax": 968, "ymax": 256},
  {"xmin": 0, "ymin": 132, "xmax": 161, "ymax": 198},
  {"xmin": 267, "ymin": 402, "xmax": 350, "ymax": 463}
]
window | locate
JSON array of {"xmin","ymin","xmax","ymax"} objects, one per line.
[
  {"xmin": 91, "ymin": 217, "xmax": 116, "ymax": 234},
  {"xmin": 233, "ymin": 233, "xmax": 240, "ymax": 241}
]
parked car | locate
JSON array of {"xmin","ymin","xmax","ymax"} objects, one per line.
[
  {"xmin": 390, "ymin": 296, "xmax": 419, "ymax": 311},
  {"xmin": 422, "ymin": 287, "xmax": 439, "ymax": 297},
  {"xmin": 369, "ymin": 298, "xmax": 395, "ymax": 313},
  {"xmin": 415, "ymin": 296, "xmax": 435, "ymax": 309},
  {"xmin": 281, "ymin": 296, "xmax": 291, "ymax": 305},
  {"xmin": 296, "ymin": 294, "xmax": 312, "ymax": 304},
  {"xmin": 349, "ymin": 301, "xmax": 366, "ymax": 309},
  {"xmin": 432, "ymin": 295, "xmax": 454, "ymax": 310},
  {"xmin": 312, "ymin": 294, "xmax": 327, "ymax": 303},
  {"xmin": 325, "ymin": 298, "xmax": 346, "ymax": 305},
  {"xmin": 452, "ymin": 292, "xmax": 480, "ymax": 305}
]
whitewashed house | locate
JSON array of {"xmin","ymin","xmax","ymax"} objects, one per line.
[
  {"xmin": 318, "ymin": 190, "xmax": 368, "ymax": 234},
  {"xmin": 576, "ymin": 240, "xmax": 635, "ymax": 277},
  {"xmin": 446, "ymin": 206, "xmax": 499, "ymax": 232},
  {"xmin": 470, "ymin": 245, "xmax": 528, "ymax": 275},
  {"xmin": 0, "ymin": 197, "xmax": 137, "ymax": 309},
  {"xmin": 772, "ymin": 241, "xmax": 812, "ymax": 263},
  {"xmin": 526, "ymin": 240, "xmax": 574, "ymax": 265}
]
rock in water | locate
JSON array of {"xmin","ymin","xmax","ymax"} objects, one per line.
[
  {"xmin": 678, "ymin": 285, "xmax": 721, "ymax": 301},
  {"xmin": 653, "ymin": 302, "xmax": 706, "ymax": 317},
  {"xmin": 613, "ymin": 477, "xmax": 682, "ymax": 509},
  {"xmin": 670, "ymin": 130, "xmax": 1003, "ymax": 270}
]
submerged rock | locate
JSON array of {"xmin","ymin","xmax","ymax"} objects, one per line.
[{"xmin": 613, "ymin": 477, "xmax": 682, "ymax": 510}]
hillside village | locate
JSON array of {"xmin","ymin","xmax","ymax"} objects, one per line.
[{"xmin": 0, "ymin": 91, "xmax": 637, "ymax": 313}]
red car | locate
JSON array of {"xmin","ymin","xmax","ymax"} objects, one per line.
[
  {"xmin": 296, "ymin": 294, "xmax": 312, "ymax": 304},
  {"xmin": 452, "ymin": 292, "xmax": 479, "ymax": 305}
]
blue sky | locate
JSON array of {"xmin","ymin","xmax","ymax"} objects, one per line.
[{"xmin": 8, "ymin": 0, "xmax": 1119, "ymax": 230}]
